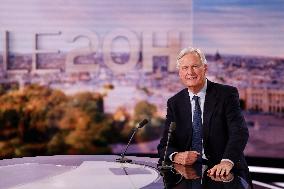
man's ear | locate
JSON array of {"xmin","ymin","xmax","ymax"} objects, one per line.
[{"xmin": 204, "ymin": 64, "xmax": 208, "ymax": 73}]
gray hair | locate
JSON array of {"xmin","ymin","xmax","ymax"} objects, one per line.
[{"xmin": 176, "ymin": 47, "xmax": 207, "ymax": 69}]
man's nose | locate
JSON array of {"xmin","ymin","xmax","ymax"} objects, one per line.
[{"xmin": 186, "ymin": 67, "xmax": 195, "ymax": 75}]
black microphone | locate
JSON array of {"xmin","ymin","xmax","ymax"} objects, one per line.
[
  {"xmin": 159, "ymin": 122, "xmax": 176, "ymax": 170},
  {"xmin": 116, "ymin": 119, "xmax": 149, "ymax": 163}
]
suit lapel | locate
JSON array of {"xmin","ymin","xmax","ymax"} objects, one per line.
[
  {"xmin": 180, "ymin": 89, "xmax": 193, "ymax": 150},
  {"xmin": 203, "ymin": 80, "xmax": 218, "ymax": 147}
]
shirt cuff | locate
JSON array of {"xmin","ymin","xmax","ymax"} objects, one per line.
[
  {"xmin": 221, "ymin": 159, "xmax": 234, "ymax": 166},
  {"xmin": 169, "ymin": 152, "xmax": 178, "ymax": 162}
]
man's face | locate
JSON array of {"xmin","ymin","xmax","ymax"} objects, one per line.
[{"xmin": 178, "ymin": 52, "xmax": 207, "ymax": 93}]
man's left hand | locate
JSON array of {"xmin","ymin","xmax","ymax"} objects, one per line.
[{"xmin": 207, "ymin": 161, "xmax": 233, "ymax": 176}]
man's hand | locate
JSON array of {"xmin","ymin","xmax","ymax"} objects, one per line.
[
  {"xmin": 208, "ymin": 172, "xmax": 234, "ymax": 182},
  {"xmin": 173, "ymin": 151, "xmax": 200, "ymax": 165},
  {"xmin": 207, "ymin": 161, "xmax": 233, "ymax": 176},
  {"xmin": 174, "ymin": 163, "xmax": 199, "ymax": 180}
]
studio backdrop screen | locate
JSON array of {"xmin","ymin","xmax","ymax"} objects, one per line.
[{"xmin": 0, "ymin": 0, "xmax": 283, "ymax": 159}]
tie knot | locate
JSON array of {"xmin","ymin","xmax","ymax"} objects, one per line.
[{"xmin": 193, "ymin": 95, "xmax": 199, "ymax": 102}]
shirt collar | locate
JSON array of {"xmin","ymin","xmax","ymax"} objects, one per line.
[{"xmin": 188, "ymin": 79, "xmax": 207, "ymax": 100}]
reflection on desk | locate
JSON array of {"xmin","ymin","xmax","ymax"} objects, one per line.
[{"xmin": 160, "ymin": 163, "xmax": 251, "ymax": 189}]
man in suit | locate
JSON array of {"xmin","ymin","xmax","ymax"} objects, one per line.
[{"xmin": 157, "ymin": 47, "xmax": 249, "ymax": 177}]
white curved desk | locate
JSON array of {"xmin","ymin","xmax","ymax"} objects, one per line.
[
  {"xmin": 4, "ymin": 161, "xmax": 158, "ymax": 189},
  {"xmin": 0, "ymin": 155, "xmax": 160, "ymax": 189},
  {"xmin": 0, "ymin": 155, "xmax": 279, "ymax": 189}
]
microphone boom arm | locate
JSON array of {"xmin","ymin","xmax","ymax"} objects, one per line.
[
  {"xmin": 116, "ymin": 119, "xmax": 149, "ymax": 163},
  {"xmin": 117, "ymin": 128, "xmax": 138, "ymax": 163}
]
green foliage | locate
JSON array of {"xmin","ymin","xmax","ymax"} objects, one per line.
[
  {"xmin": 133, "ymin": 100, "xmax": 157, "ymax": 121},
  {"xmin": 0, "ymin": 85, "xmax": 165, "ymax": 159},
  {"xmin": 132, "ymin": 100, "xmax": 164, "ymax": 142},
  {"xmin": 135, "ymin": 117, "xmax": 164, "ymax": 142},
  {"xmin": 47, "ymin": 132, "xmax": 69, "ymax": 155},
  {"xmin": 0, "ymin": 84, "xmax": 113, "ymax": 159},
  {"xmin": 0, "ymin": 109, "xmax": 20, "ymax": 128}
]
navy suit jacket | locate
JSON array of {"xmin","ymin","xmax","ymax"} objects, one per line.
[{"xmin": 158, "ymin": 80, "xmax": 249, "ymax": 171}]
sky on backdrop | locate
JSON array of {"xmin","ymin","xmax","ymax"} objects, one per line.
[{"xmin": 0, "ymin": 0, "xmax": 283, "ymax": 57}]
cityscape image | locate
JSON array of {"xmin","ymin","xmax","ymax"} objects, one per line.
[{"xmin": 0, "ymin": 0, "xmax": 283, "ymax": 160}]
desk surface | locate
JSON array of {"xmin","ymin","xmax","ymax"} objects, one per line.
[{"xmin": 0, "ymin": 155, "xmax": 278, "ymax": 189}]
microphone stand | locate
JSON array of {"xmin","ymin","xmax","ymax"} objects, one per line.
[
  {"xmin": 116, "ymin": 127, "xmax": 138, "ymax": 163},
  {"xmin": 116, "ymin": 119, "xmax": 148, "ymax": 163},
  {"xmin": 159, "ymin": 122, "xmax": 176, "ymax": 170}
]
